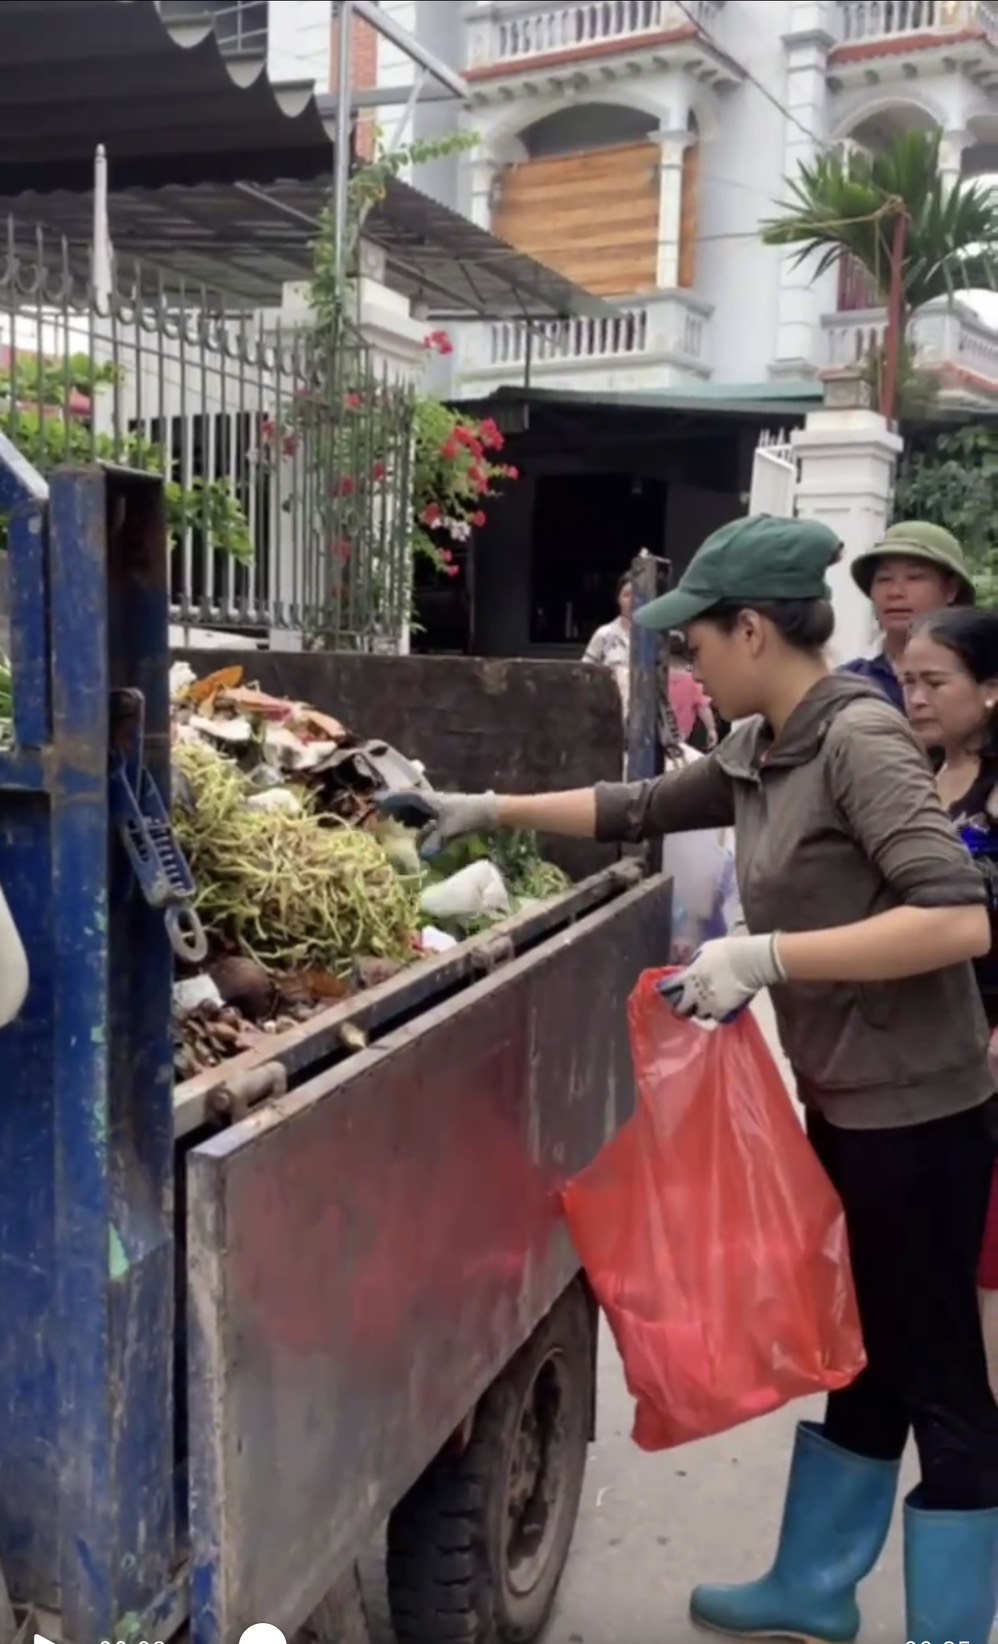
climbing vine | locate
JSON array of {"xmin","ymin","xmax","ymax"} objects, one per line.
[{"xmin": 268, "ymin": 129, "xmax": 521, "ymax": 613}]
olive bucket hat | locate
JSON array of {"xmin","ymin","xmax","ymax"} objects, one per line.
[
  {"xmin": 634, "ymin": 514, "xmax": 842, "ymax": 632},
  {"xmin": 850, "ymin": 521, "xmax": 976, "ymax": 606}
]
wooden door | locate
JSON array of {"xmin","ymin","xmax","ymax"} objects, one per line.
[{"xmin": 493, "ymin": 142, "xmax": 659, "ymax": 297}]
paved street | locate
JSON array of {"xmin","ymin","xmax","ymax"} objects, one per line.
[{"xmin": 542, "ymin": 1333, "xmax": 914, "ymax": 1644}]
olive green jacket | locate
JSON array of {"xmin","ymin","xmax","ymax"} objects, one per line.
[{"xmin": 595, "ymin": 673, "xmax": 990, "ymax": 1128}]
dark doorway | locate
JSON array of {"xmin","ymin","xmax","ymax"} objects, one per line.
[{"xmin": 529, "ymin": 471, "xmax": 666, "ymax": 647}]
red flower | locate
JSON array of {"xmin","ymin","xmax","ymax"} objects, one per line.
[
  {"xmin": 479, "ymin": 418, "xmax": 504, "ymax": 451},
  {"xmin": 438, "ymin": 337, "xmax": 454, "ymax": 356},
  {"xmin": 334, "ymin": 475, "xmax": 356, "ymax": 497},
  {"xmin": 345, "ymin": 391, "xmax": 363, "ymax": 410},
  {"xmin": 471, "ymin": 510, "xmax": 486, "ymax": 527},
  {"xmin": 330, "ymin": 539, "xmax": 352, "ymax": 563},
  {"xmin": 371, "ymin": 460, "xmax": 387, "ymax": 482},
  {"xmin": 260, "ymin": 417, "xmax": 276, "ymax": 443},
  {"xmin": 440, "ymin": 439, "xmax": 461, "ymax": 460},
  {"xmin": 281, "ymin": 433, "xmax": 299, "ymax": 459},
  {"xmin": 506, "ymin": 465, "xmax": 520, "ymax": 480},
  {"xmin": 421, "ymin": 502, "xmax": 443, "ymax": 527},
  {"xmin": 445, "ymin": 563, "xmax": 460, "ymax": 578},
  {"xmin": 424, "ymin": 328, "xmax": 454, "ymax": 356},
  {"xmin": 440, "ymin": 548, "xmax": 454, "ymax": 564}
]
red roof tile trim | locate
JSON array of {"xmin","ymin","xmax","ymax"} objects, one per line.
[
  {"xmin": 465, "ymin": 24, "xmax": 698, "ymax": 81},
  {"xmin": 828, "ymin": 26, "xmax": 985, "ymax": 64}
]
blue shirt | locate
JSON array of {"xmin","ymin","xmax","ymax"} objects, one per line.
[{"xmin": 839, "ymin": 653, "xmax": 906, "ymax": 715}]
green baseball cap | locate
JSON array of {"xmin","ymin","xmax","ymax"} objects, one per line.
[
  {"xmin": 850, "ymin": 520, "xmax": 975, "ymax": 604},
  {"xmin": 635, "ymin": 514, "xmax": 842, "ymax": 632}
]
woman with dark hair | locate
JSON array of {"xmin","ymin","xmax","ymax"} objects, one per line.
[
  {"xmin": 582, "ymin": 572, "xmax": 635, "ymax": 721},
  {"xmin": 382, "ymin": 515, "xmax": 998, "ymax": 1643},
  {"xmin": 902, "ymin": 606, "xmax": 998, "ymax": 1392}
]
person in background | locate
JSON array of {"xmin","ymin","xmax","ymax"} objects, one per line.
[
  {"xmin": 841, "ymin": 521, "xmax": 975, "ymax": 711},
  {"xmin": 901, "ymin": 606, "xmax": 998, "ymax": 1394},
  {"xmin": 667, "ymin": 630, "xmax": 718, "ymax": 749},
  {"xmin": 584, "ymin": 571, "xmax": 682, "ymax": 754},
  {"xmin": 583, "ymin": 572, "xmax": 634, "ymax": 720},
  {"xmin": 382, "ymin": 515, "xmax": 998, "ymax": 1644}
]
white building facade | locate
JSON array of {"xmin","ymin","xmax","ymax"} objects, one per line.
[{"xmin": 253, "ymin": 0, "xmax": 998, "ymax": 403}]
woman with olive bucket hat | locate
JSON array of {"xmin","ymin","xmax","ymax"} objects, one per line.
[
  {"xmin": 380, "ymin": 514, "xmax": 998, "ymax": 1644},
  {"xmin": 842, "ymin": 520, "xmax": 976, "ymax": 712}
]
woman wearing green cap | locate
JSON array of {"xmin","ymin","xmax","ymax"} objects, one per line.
[
  {"xmin": 381, "ymin": 513, "xmax": 998, "ymax": 1644},
  {"xmin": 842, "ymin": 520, "xmax": 976, "ymax": 713}
]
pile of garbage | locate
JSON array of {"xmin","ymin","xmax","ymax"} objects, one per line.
[{"xmin": 170, "ymin": 663, "xmax": 570, "ymax": 1081}]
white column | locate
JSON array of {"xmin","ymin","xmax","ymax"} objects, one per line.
[
  {"xmin": 468, "ymin": 155, "xmax": 503, "ymax": 231},
  {"xmin": 771, "ymin": 4, "xmax": 835, "ymax": 376},
  {"xmin": 655, "ymin": 130, "xmax": 692, "ymax": 290},
  {"xmin": 791, "ymin": 407, "xmax": 903, "ymax": 666}
]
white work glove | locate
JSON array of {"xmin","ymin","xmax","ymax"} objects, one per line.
[
  {"xmin": 377, "ymin": 788, "xmax": 500, "ymax": 858},
  {"xmin": 659, "ymin": 933, "xmax": 785, "ymax": 1023}
]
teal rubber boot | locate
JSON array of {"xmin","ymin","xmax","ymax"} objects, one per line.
[
  {"xmin": 689, "ymin": 1422, "xmax": 900, "ymax": 1642},
  {"xmin": 904, "ymin": 1488, "xmax": 998, "ymax": 1644}
]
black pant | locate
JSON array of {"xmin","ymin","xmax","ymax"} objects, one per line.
[{"xmin": 808, "ymin": 1102, "xmax": 998, "ymax": 1511}]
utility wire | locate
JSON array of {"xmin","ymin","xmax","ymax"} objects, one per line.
[{"xmin": 673, "ymin": 0, "xmax": 829, "ymax": 152}]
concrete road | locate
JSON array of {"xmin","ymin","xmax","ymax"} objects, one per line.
[{"xmin": 542, "ymin": 1335, "xmax": 914, "ymax": 1644}]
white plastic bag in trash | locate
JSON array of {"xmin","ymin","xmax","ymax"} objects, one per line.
[
  {"xmin": 660, "ymin": 744, "xmax": 740, "ymax": 962},
  {"xmin": 421, "ymin": 861, "xmax": 511, "ymax": 922}
]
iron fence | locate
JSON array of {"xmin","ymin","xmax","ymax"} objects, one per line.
[{"xmin": 0, "ymin": 217, "xmax": 416, "ymax": 649}]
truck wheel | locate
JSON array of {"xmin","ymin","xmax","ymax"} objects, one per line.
[{"xmin": 386, "ymin": 1280, "xmax": 594, "ymax": 1644}]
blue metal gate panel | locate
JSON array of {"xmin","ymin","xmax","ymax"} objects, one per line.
[{"xmin": 0, "ymin": 454, "xmax": 178, "ymax": 1640}]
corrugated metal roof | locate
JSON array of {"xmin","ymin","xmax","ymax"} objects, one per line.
[
  {"xmin": 0, "ymin": 0, "xmax": 613, "ymax": 319},
  {"xmin": 0, "ymin": 0, "xmax": 336, "ymax": 194}
]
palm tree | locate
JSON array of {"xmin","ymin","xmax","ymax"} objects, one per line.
[{"xmin": 760, "ymin": 130, "xmax": 998, "ymax": 407}]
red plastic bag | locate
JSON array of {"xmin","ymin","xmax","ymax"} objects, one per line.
[{"xmin": 562, "ymin": 970, "xmax": 866, "ymax": 1451}]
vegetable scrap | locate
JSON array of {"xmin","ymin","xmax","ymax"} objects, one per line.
[{"xmin": 165, "ymin": 662, "xmax": 571, "ymax": 1080}]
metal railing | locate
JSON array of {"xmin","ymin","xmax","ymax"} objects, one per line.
[
  {"xmin": 467, "ymin": 0, "xmax": 722, "ymax": 67},
  {"xmin": 836, "ymin": 0, "xmax": 998, "ymax": 44},
  {"xmin": 489, "ymin": 309, "xmax": 650, "ymax": 365},
  {"xmin": 822, "ymin": 298, "xmax": 998, "ymax": 385},
  {"xmin": 0, "ymin": 218, "xmax": 416, "ymax": 649}
]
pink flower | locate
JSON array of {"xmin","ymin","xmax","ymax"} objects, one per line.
[
  {"xmin": 371, "ymin": 460, "xmax": 387, "ymax": 482},
  {"xmin": 421, "ymin": 502, "xmax": 443, "ymax": 527},
  {"xmin": 445, "ymin": 563, "xmax": 460, "ymax": 578},
  {"xmin": 471, "ymin": 510, "xmax": 486, "ymax": 527}
]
